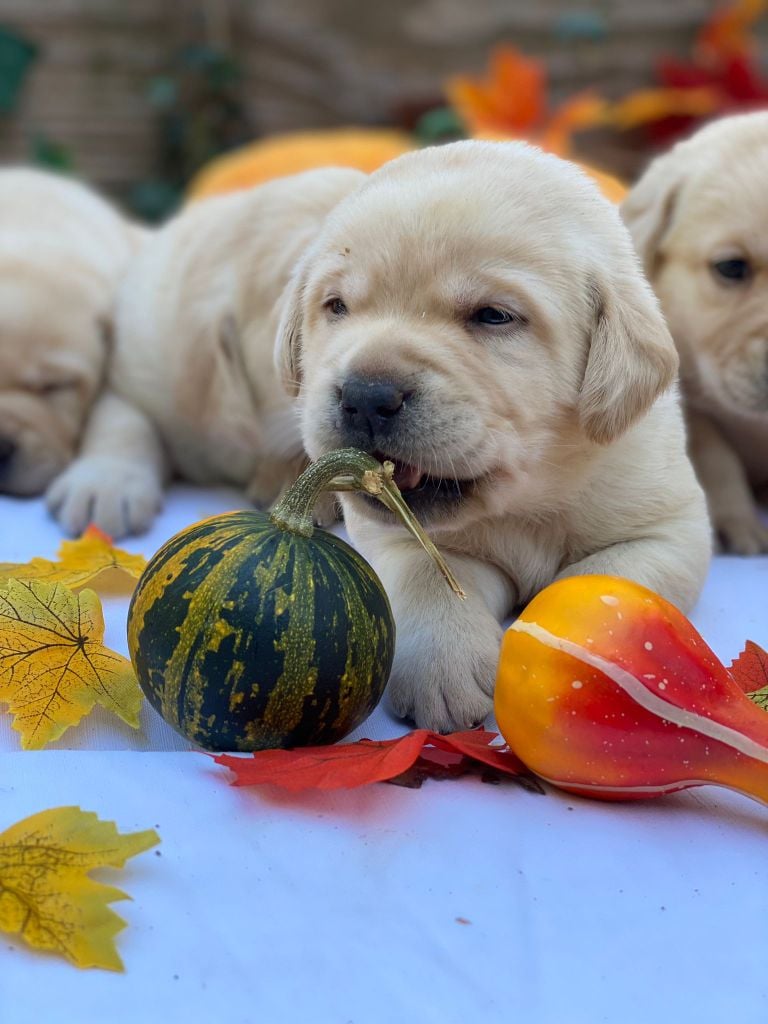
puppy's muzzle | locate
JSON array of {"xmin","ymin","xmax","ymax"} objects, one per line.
[
  {"xmin": 332, "ymin": 375, "xmax": 478, "ymax": 516},
  {"xmin": 339, "ymin": 377, "xmax": 410, "ymax": 442}
]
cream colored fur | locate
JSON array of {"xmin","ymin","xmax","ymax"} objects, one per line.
[
  {"xmin": 621, "ymin": 112, "xmax": 768, "ymax": 554},
  {"xmin": 276, "ymin": 141, "xmax": 712, "ymax": 731},
  {"xmin": 0, "ymin": 168, "xmax": 141, "ymax": 496},
  {"xmin": 49, "ymin": 167, "xmax": 365, "ymax": 536}
]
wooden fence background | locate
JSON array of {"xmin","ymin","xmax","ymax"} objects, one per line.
[{"xmin": 0, "ymin": 0, "xmax": 762, "ymax": 199}]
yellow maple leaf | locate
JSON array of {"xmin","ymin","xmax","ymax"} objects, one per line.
[
  {"xmin": 0, "ymin": 524, "xmax": 147, "ymax": 593},
  {"xmin": 0, "ymin": 806, "xmax": 159, "ymax": 970},
  {"xmin": 0, "ymin": 579, "xmax": 142, "ymax": 749}
]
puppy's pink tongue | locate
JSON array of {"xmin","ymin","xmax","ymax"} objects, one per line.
[{"xmin": 392, "ymin": 461, "xmax": 424, "ymax": 491}]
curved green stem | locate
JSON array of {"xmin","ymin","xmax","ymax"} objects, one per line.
[{"xmin": 270, "ymin": 448, "xmax": 465, "ymax": 598}]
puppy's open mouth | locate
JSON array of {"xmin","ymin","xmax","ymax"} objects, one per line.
[{"xmin": 362, "ymin": 451, "xmax": 478, "ymax": 517}]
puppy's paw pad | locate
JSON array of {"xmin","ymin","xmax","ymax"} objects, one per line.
[
  {"xmin": 387, "ymin": 628, "xmax": 500, "ymax": 733},
  {"xmin": 46, "ymin": 457, "xmax": 162, "ymax": 539},
  {"xmin": 388, "ymin": 676, "xmax": 493, "ymax": 733}
]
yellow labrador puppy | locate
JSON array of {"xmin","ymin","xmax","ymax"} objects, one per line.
[
  {"xmin": 0, "ymin": 168, "xmax": 141, "ymax": 496},
  {"xmin": 621, "ymin": 112, "xmax": 768, "ymax": 554},
  {"xmin": 276, "ymin": 141, "xmax": 712, "ymax": 732},
  {"xmin": 48, "ymin": 167, "xmax": 365, "ymax": 537}
]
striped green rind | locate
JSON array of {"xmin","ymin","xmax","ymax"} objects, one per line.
[{"xmin": 127, "ymin": 511, "xmax": 394, "ymax": 751}]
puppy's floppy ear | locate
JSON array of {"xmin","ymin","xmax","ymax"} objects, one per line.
[
  {"xmin": 274, "ymin": 260, "xmax": 308, "ymax": 398},
  {"xmin": 620, "ymin": 150, "xmax": 685, "ymax": 277},
  {"xmin": 579, "ymin": 268, "xmax": 679, "ymax": 445}
]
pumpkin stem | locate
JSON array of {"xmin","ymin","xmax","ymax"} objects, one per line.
[{"xmin": 270, "ymin": 449, "xmax": 465, "ymax": 598}]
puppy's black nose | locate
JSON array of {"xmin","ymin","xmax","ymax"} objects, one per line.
[
  {"xmin": 0, "ymin": 437, "xmax": 16, "ymax": 471},
  {"xmin": 340, "ymin": 379, "xmax": 406, "ymax": 437}
]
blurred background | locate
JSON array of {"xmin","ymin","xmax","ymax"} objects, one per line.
[{"xmin": 0, "ymin": 0, "xmax": 765, "ymax": 219}]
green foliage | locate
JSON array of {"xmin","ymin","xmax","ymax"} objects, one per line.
[
  {"xmin": 131, "ymin": 44, "xmax": 251, "ymax": 222},
  {"xmin": 30, "ymin": 133, "xmax": 75, "ymax": 173},
  {"xmin": 413, "ymin": 106, "xmax": 465, "ymax": 145},
  {"xmin": 0, "ymin": 27, "xmax": 37, "ymax": 114}
]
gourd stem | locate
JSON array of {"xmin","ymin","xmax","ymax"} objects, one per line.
[{"xmin": 270, "ymin": 449, "xmax": 465, "ymax": 598}]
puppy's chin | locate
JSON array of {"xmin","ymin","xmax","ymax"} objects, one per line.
[
  {"xmin": 0, "ymin": 388, "xmax": 87, "ymax": 495},
  {"xmin": 0, "ymin": 448, "xmax": 71, "ymax": 496},
  {"xmin": 0, "ymin": 421, "xmax": 75, "ymax": 496}
]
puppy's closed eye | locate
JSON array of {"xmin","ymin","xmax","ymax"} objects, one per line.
[{"xmin": 36, "ymin": 380, "xmax": 79, "ymax": 396}]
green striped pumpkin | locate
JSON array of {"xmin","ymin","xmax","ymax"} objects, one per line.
[
  {"xmin": 128, "ymin": 449, "xmax": 464, "ymax": 752},
  {"xmin": 127, "ymin": 508, "xmax": 395, "ymax": 752}
]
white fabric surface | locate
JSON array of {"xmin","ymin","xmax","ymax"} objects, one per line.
[{"xmin": 1, "ymin": 486, "xmax": 768, "ymax": 1023}]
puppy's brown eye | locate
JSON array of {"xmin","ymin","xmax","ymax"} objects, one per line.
[
  {"xmin": 471, "ymin": 306, "xmax": 521, "ymax": 326},
  {"xmin": 324, "ymin": 297, "xmax": 348, "ymax": 318},
  {"xmin": 712, "ymin": 258, "xmax": 751, "ymax": 283}
]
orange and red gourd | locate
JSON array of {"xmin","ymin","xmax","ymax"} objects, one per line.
[{"xmin": 495, "ymin": 575, "xmax": 768, "ymax": 804}]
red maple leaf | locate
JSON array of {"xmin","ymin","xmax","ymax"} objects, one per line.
[
  {"xmin": 212, "ymin": 729, "xmax": 529, "ymax": 793},
  {"xmin": 729, "ymin": 640, "xmax": 768, "ymax": 694},
  {"xmin": 651, "ymin": 51, "xmax": 768, "ymax": 143},
  {"xmin": 628, "ymin": 0, "xmax": 768, "ymax": 144},
  {"xmin": 430, "ymin": 728, "xmax": 527, "ymax": 773}
]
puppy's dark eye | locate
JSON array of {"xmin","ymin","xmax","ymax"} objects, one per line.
[
  {"xmin": 712, "ymin": 258, "xmax": 752, "ymax": 283},
  {"xmin": 324, "ymin": 297, "xmax": 348, "ymax": 317},
  {"xmin": 471, "ymin": 306, "xmax": 520, "ymax": 326}
]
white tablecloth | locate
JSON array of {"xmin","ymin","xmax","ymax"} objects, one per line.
[{"xmin": 2, "ymin": 486, "xmax": 767, "ymax": 1024}]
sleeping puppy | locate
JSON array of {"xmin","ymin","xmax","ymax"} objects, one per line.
[
  {"xmin": 276, "ymin": 140, "xmax": 712, "ymax": 732},
  {"xmin": 48, "ymin": 167, "xmax": 365, "ymax": 537},
  {"xmin": 0, "ymin": 168, "xmax": 141, "ymax": 496},
  {"xmin": 621, "ymin": 112, "xmax": 768, "ymax": 554}
]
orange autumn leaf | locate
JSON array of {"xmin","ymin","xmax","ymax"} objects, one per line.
[
  {"xmin": 447, "ymin": 46, "xmax": 545, "ymax": 136},
  {"xmin": 447, "ymin": 47, "xmax": 542, "ymax": 133},
  {"xmin": 0, "ymin": 524, "xmax": 146, "ymax": 594},
  {"xmin": 487, "ymin": 45, "xmax": 546, "ymax": 130},
  {"xmin": 697, "ymin": 0, "xmax": 766, "ymax": 60},
  {"xmin": 0, "ymin": 806, "xmax": 159, "ymax": 970},
  {"xmin": 0, "ymin": 579, "xmax": 141, "ymax": 749},
  {"xmin": 608, "ymin": 87, "xmax": 721, "ymax": 129},
  {"xmin": 213, "ymin": 729, "xmax": 528, "ymax": 792},
  {"xmin": 539, "ymin": 91, "xmax": 611, "ymax": 154},
  {"xmin": 730, "ymin": 640, "xmax": 768, "ymax": 710},
  {"xmin": 447, "ymin": 45, "xmax": 606, "ymax": 155}
]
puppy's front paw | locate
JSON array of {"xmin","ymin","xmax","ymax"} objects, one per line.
[
  {"xmin": 715, "ymin": 512, "xmax": 768, "ymax": 555},
  {"xmin": 386, "ymin": 617, "xmax": 502, "ymax": 732},
  {"xmin": 46, "ymin": 456, "xmax": 163, "ymax": 539}
]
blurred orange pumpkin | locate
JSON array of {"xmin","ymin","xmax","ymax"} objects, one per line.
[
  {"xmin": 187, "ymin": 126, "xmax": 626, "ymax": 205},
  {"xmin": 187, "ymin": 128, "xmax": 415, "ymax": 200},
  {"xmin": 472, "ymin": 130, "xmax": 626, "ymax": 202}
]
